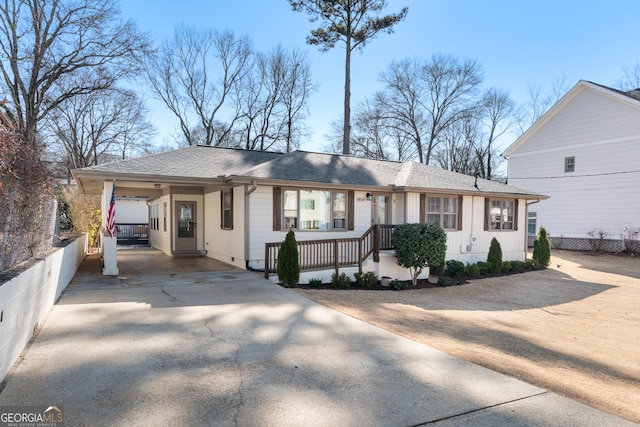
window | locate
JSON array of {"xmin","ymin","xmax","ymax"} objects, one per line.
[
  {"xmin": 283, "ymin": 190, "xmax": 298, "ymax": 229},
  {"xmin": 564, "ymin": 156, "xmax": 575, "ymax": 173},
  {"xmin": 282, "ymin": 189, "xmax": 347, "ymax": 231},
  {"xmin": 221, "ymin": 189, "xmax": 233, "ymax": 230},
  {"xmin": 528, "ymin": 212, "xmax": 537, "ymax": 235},
  {"xmin": 333, "ymin": 192, "xmax": 346, "ymax": 229},
  {"xmin": 425, "ymin": 195, "xmax": 458, "ymax": 230},
  {"xmin": 163, "ymin": 203, "xmax": 167, "ymax": 232},
  {"xmin": 489, "ymin": 199, "xmax": 514, "ymax": 230}
]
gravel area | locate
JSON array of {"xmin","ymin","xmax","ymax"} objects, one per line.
[{"xmin": 294, "ymin": 250, "xmax": 640, "ymax": 423}]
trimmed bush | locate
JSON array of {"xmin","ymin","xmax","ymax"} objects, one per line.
[
  {"xmin": 500, "ymin": 260, "xmax": 513, "ymax": 273},
  {"xmin": 390, "ymin": 279, "xmax": 408, "ymax": 290},
  {"xmin": 464, "ymin": 262, "xmax": 481, "ymax": 277},
  {"xmin": 533, "ymin": 226, "xmax": 551, "ymax": 267},
  {"xmin": 308, "ymin": 278, "xmax": 323, "ymax": 288},
  {"xmin": 524, "ymin": 258, "xmax": 540, "ymax": 270},
  {"xmin": 330, "ymin": 272, "xmax": 351, "ymax": 289},
  {"xmin": 392, "ymin": 223, "xmax": 447, "ymax": 286},
  {"xmin": 445, "ymin": 260, "xmax": 465, "ymax": 278},
  {"xmin": 438, "ymin": 276, "xmax": 452, "ymax": 287},
  {"xmin": 354, "ymin": 271, "xmax": 378, "ymax": 288},
  {"xmin": 487, "ymin": 237, "xmax": 503, "ymax": 273},
  {"xmin": 476, "ymin": 261, "xmax": 491, "ymax": 276},
  {"xmin": 510, "ymin": 260, "xmax": 525, "ymax": 273},
  {"xmin": 277, "ymin": 230, "xmax": 299, "ymax": 287}
]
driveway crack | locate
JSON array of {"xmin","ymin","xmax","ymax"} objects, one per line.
[{"xmin": 408, "ymin": 391, "xmax": 550, "ymax": 426}]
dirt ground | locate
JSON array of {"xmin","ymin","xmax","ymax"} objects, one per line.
[{"xmin": 294, "ymin": 250, "xmax": 640, "ymax": 423}]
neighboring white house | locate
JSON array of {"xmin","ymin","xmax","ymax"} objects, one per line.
[
  {"xmin": 503, "ymin": 80, "xmax": 640, "ymax": 252},
  {"xmin": 73, "ymin": 146, "xmax": 546, "ymax": 280}
]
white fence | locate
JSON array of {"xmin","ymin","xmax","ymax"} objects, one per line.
[{"xmin": 0, "ymin": 233, "xmax": 87, "ymax": 382}]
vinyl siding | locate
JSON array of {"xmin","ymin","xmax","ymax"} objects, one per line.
[
  {"xmin": 508, "ymin": 86, "xmax": 640, "ymax": 238},
  {"xmin": 203, "ymin": 186, "xmax": 246, "ymax": 269}
]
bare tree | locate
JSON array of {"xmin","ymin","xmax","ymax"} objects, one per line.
[
  {"xmin": 617, "ymin": 62, "xmax": 640, "ymax": 91},
  {"xmin": 144, "ymin": 26, "xmax": 252, "ymax": 146},
  {"xmin": 45, "ymin": 81, "xmax": 154, "ymax": 168},
  {"xmin": 433, "ymin": 109, "xmax": 482, "ymax": 175},
  {"xmin": 478, "ymin": 87, "xmax": 514, "ymax": 179},
  {"xmin": 289, "ymin": 0, "xmax": 408, "ymax": 155},
  {"xmin": 0, "ymin": 0, "xmax": 149, "ymax": 146},
  {"xmin": 236, "ymin": 46, "xmax": 314, "ymax": 152},
  {"xmin": 515, "ymin": 74, "xmax": 571, "ymax": 133},
  {"xmin": 378, "ymin": 54, "xmax": 483, "ymax": 164}
]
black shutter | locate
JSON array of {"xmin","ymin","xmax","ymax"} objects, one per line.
[
  {"xmin": 457, "ymin": 195, "xmax": 463, "ymax": 231},
  {"xmin": 513, "ymin": 199, "xmax": 519, "ymax": 232},
  {"xmin": 347, "ymin": 191, "xmax": 355, "ymax": 231},
  {"xmin": 484, "ymin": 198, "xmax": 490, "ymax": 231},
  {"xmin": 420, "ymin": 194, "xmax": 426, "ymax": 223},
  {"xmin": 273, "ymin": 187, "xmax": 281, "ymax": 231}
]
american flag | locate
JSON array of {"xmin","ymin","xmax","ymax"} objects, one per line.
[{"xmin": 106, "ymin": 185, "xmax": 116, "ymax": 238}]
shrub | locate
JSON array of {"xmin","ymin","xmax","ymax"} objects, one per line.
[
  {"xmin": 277, "ymin": 230, "xmax": 299, "ymax": 287},
  {"xmin": 63, "ymin": 186, "xmax": 101, "ymax": 248},
  {"xmin": 445, "ymin": 260, "xmax": 465, "ymax": 278},
  {"xmin": 487, "ymin": 238, "xmax": 503, "ymax": 273},
  {"xmin": 354, "ymin": 271, "xmax": 378, "ymax": 288},
  {"xmin": 524, "ymin": 258, "xmax": 540, "ymax": 270},
  {"xmin": 392, "ymin": 223, "xmax": 447, "ymax": 286},
  {"xmin": 308, "ymin": 278, "xmax": 323, "ymax": 288},
  {"xmin": 438, "ymin": 276, "xmax": 452, "ymax": 287},
  {"xmin": 476, "ymin": 261, "xmax": 491, "ymax": 276},
  {"xmin": 510, "ymin": 260, "xmax": 525, "ymax": 273},
  {"xmin": 500, "ymin": 260, "xmax": 513, "ymax": 273},
  {"xmin": 464, "ymin": 262, "xmax": 481, "ymax": 277},
  {"xmin": 330, "ymin": 272, "xmax": 351, "ymax": 289},
  {"xmin": 390, "ymin": 279, "xmax": 407, "ymax": 290},
  {"xmin": 533, "ymin": 226, "xmax": 551, "ymax": 266}
]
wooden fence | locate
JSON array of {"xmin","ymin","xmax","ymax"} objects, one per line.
[{"xmin": 264, "ymin": 224, "xmax": 395, "ymax": 278}]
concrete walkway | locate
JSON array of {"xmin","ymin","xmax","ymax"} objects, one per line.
[{"xmin": 0, "ymin": 249, "xmax": 634, "ymax": 426}]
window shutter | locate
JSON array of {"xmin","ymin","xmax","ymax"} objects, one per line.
[
  {"xmin": 420, "ymin": 194, "xmax": 426, "ymax": 223},
  {"xmin": 457, "ymin": 195, "xmax": 463, "ymax": 231},
  {"xmin": 484, "ymin": 198, "xmax": 490, "ymax": 231},
  {"xmin": 347, "ymin": 190, "xmax": 355, "ymax": 230},
  {"xmin": 273, "ymin": 187, "xmax": 281, "ymax": 231},
  {"xmin": 229, "ymin": 189, "xmax": 234, "ymax": 230},
  {"xmin": 513, "ymin": 199, "xmax": 519, "ymax": 231},
  {"xmin": 220, "ymin": 191, "xmax": 223, "ymax": 229}
]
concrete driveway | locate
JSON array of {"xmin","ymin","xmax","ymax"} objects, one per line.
[{"xmin": 0, "ymin": 249, "xmax": 634, "ymax": 426}]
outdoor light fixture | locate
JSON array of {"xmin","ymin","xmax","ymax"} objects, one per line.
[
  {"xmin": 154, "ymin": 183, "xmax": 161, "ymax": 189},
  {"xmin": 366, "ymin": 193, "xmax": 372, "ymax": 201}
]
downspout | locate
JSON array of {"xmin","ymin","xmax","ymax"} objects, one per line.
[
  {"xmin": 525, "ymin": 198, "xmax": 541, "ymax": 257},
  {"xmin": 245, "ymin": 180, "xmax": 258, "ymax": 270}
]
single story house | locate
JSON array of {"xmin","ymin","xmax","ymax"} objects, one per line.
[
  {"xmin": 72, "ymin": 146, "xmax": 546, "ymax": 281},
  {"xmin": 503, "ymin": 80, "xmax": 640, "ymax": 252}
]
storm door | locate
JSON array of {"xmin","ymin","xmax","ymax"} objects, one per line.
[
  {"xmin": 175, "ymin": 202, "xmax": 196, "ymax": 251},
  {"xmin": 371, "ymin": 194, "xmax": 391, "ymax": 225}
]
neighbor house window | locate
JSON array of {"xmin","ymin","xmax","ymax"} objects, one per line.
[
  {"xmin": 489, "ymin": 199, "xmax": 514, "ymax": 230},
  {"xmin": 564, "ymin": 156, "xmax": 575, "ymax": 173},
  {"xmin": 528, "ymin": 212, "xmax": 537, "ymax": 235},
  {"xmin": 425, "ymin": 195, "xmax": 458, "ymax": 230},
  {"xmin": 282, "ymin": 189, "xmax": 347, "ymax": 231},
  {"xmin": 221, "ymin": 189, "xmax": 233, "ymax": 230}
]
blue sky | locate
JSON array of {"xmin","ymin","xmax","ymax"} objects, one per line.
[{"xmin": 121, "ymin": 0, "xmax": 640, "ymax": 152}]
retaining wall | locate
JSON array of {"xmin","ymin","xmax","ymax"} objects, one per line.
[{"xmin": 0, "ymin": 233, "xmax": 87, "ymax": 383}]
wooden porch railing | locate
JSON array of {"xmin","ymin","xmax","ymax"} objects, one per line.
[{"xmin": 264, "ymin": 224, "xmax": 395, "ymax": 278}]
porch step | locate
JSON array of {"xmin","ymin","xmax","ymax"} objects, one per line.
[{"xmin": 172, "ymin": 250, "xmax": 206, "ymax": 258}]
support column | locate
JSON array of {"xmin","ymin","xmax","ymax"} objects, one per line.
[{"xmin": 102, "ymin": 180, "xmax": 119, "ymax": 275}]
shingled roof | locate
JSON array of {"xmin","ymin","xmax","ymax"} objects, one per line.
[
  {"xmin": 74, "ymin": 145, "xmax": 545, "ymax": 198},
  {"xmin": 234, "ymin": 150, "xmax": 543, "ymax": 197},
  {"xmin": 77, "ymin": 145, "xmax": 283, "ymax": 179}
]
